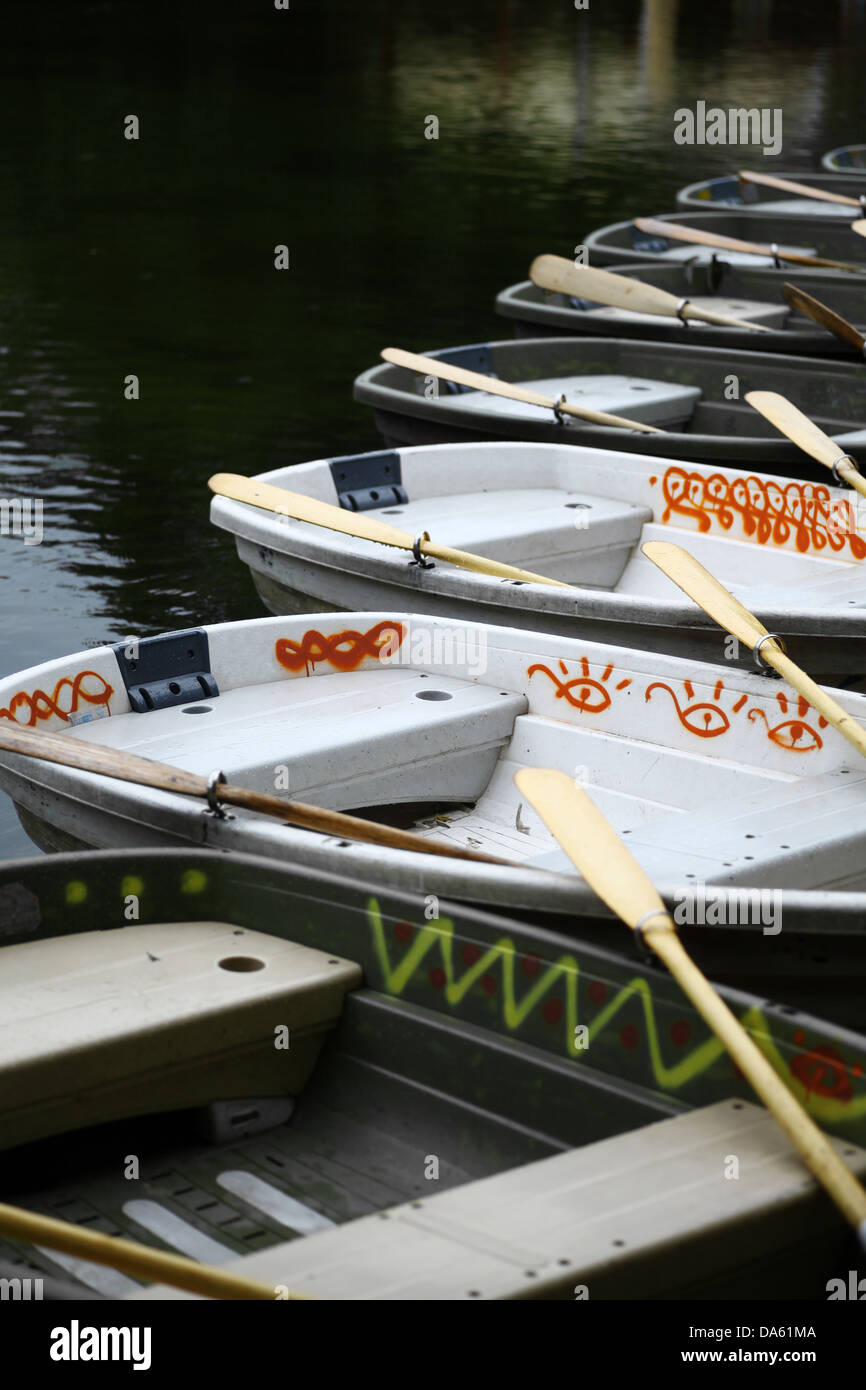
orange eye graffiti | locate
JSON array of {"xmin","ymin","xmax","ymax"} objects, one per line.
[
  {"xmin": 645, "ymin": 682, "xmax": 730, "ymax": 738},
  {"xmin": 527, "ymin": 657, "xmax": 631, "ymax": 713},
  {"xmin": 748, "ymin": 693, "xmax": 827, "ymax": 753},
  {"xmin": 748, "ymin": 709, "xmax": 823, "ymax": 752}
]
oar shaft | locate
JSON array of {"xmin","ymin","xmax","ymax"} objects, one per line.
[
  {"xmin": 633, "ymin": 218, "xmax": 866, "ymax": 273},
  {"xmin": 650, "ymin": 934, "xmax": 866, "ymax": 1235},
  {"xmin": 381, "ymin": 347, "xmax": 661, "ymax": 432},
  {"xmin": 423, "ymin": 540, "xmax": 570, "ymax": 586},
  {"xmin": 0, "ymin": 1202, "xmax": 293, "ymax": 1300},
  {"xmin": 836, "ymin": 459, "xmax": 866, "ymax": 500},
  {"xmin": 0, "ymin": 723, "xmax": 510, "ymax": 866},
  {"xmin": 739, "ymin": 169, "xmax": 861, "ymax": 208},
  {"xmin": 221, "ymin": 785, "xmax": 510, "ymax": 865}
]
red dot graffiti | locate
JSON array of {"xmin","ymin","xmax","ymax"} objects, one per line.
[
  {"xmin": 0, "ymin": 671, "xmax": 114, "ymax": 727},
  {"xmin": 275, "ymin": 620, "xmax": 406, "ymax": 675},
  {"xmin": 791, "ymin": 1045, "xmax": 853, "ymax": 1103}
]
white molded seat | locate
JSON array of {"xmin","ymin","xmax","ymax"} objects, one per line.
[
  {"xmin": 71, "ymin": 668, "xmax": 528, "ymax": 809},
  {"xmin": 0, "ymin": 922, "xmax": 361, "ymax": 1148}
]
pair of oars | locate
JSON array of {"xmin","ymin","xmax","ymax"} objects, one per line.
[{"xmin": 633, "ymin": 216, "xmax": 866, "ymax": 274}]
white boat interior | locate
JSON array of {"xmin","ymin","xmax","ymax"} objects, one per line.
[
  {"xmin": 1, "ymin": 612, "xmax": 866, "ymax": 912},
  {"xmin": 212, "ymin": 441, "xmax": 866, "ymax": 608}
]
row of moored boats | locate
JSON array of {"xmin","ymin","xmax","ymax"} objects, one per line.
[{"xmin": 3, "ymin": 147, "xmax": 866, "ymax": 1302}]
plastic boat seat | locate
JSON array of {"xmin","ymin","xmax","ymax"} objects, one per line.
[
  {"xmin": 0, "ymin": 922, "xmax": 362, "ymax": 1149},
  {"xmin": 365, "ymin": 488, "xmax": 652, "ymax": 586},
  {"xmin": 72, "ymin": 668, "xmax": 528, "ymax": 810},
  {"xmin": 442, "ymin": 374, "xmax": 702, "ymax": 429},
  {"xmin": 129, "ymin": 1100, "xmax": 866, "ymax": 1300}
]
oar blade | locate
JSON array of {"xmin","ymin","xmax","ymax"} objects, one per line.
[
  {"xmin": 209, "ymin": 473, "xmax": 414, "ymax": 550},
  {"xmin": 516, "ymin": 765, "xmax": 866, "ymax": 1240},
  {"xmin": 744, "ymin": 389, "xmax": 840, "ymax": 468},
  {"xmin": 515, "ymin": 767, "xmax": 667, "ymax": 931},
  {"xmin": 782, "ymin": 282, "xmax": 866, "ymax": 352},
  {"xmin": 530, "ymin": 253, "xmax": 674, "ymax": 316},
  {"xmin": 641, "ymin": 540, "xmax": 769, "ymax": 650},
  {"xmin": 529, "ymin": 253, "xmax": 767, "ymax": 331},
  {"xmin": 852, "ymin": 219, "xmax": 866, "ymax": 239}
]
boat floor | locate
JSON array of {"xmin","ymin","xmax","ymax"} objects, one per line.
[
  {"xmin": 0, "ymin": 988, "xmax": 673, "ymax": 1299},
  {"xmin": 4, "ymin": 987, "xmax": 865, "ymax": 1300}
]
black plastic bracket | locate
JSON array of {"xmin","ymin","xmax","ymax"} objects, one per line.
[
  {"xmin": 329, "ymin": 450, "xmax": 407, "ymax": 512},
  {"xmin": 434, "ymin": 343, "xmax": 495, "ymax": 394},
  {"xmin": 113, "ymin": 629, "xmax": 219, "ymax": 713}
]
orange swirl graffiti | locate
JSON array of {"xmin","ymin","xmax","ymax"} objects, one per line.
[
  {"xmin": 275, "ymin": 620, "xmax": 406, "ymax": 674},
  {"xmin": 656, "ymin": 466, "xmax": 866, "ymax": 559},
  {"xmin": 0, "ymin": 670, "xmax": 114, "ymax": 727}
]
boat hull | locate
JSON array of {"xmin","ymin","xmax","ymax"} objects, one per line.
[
  {"xmin": 353, "ymin": 336, "xmax": 866, "ymax": 473},
  {"xmin": 496, "ymin": 260, "xmax": 866, "ymax": 357},
  {"xmin": 676, "ymin": 171, "xmax": 865, "ymax": 218},
  {"xmin": 583, "ymin": 209, "xmax": 866, "ymax": 270}
]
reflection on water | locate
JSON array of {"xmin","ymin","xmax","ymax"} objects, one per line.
[{"xmin": 0, "ymin": 0, "xmax": 863, "ymax": 856}]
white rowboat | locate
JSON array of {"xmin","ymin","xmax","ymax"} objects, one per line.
[{"xmin": 1, "ymin": 612, "xmax": 865, "ymax": 915}]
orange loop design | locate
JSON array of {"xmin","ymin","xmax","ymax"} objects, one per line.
[
  {"xmin": 0, "ymin": 671, "xmax": 114, "ymax": 727},
  {"xmin": 656, "ymin": 465, "xmax": 866, "ymax": 559},
  {"xmin": 275, "ymin": 620, "xmax": 406, "ymax": 675}
]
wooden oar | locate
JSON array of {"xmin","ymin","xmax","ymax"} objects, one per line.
[
  {"xmin": 744, "ymin": 390, "xmax": 866, "ymax": 500},
  {"xmin": 209, "ymin": 473, "xmax": 571, "ymax": 588},
  {"xmin": 0, "ymin": 1200, "xmax": 300, "ymax": 1299},
  {"xmin": 641, "ymin": 540, "xmax": 866, "ymax": 763},
  {"xmin": 515, "ymin": 767, "xmax": 866, "ymax": 1251},
  {"xmin": 782, "ymin": 282, "xmax": 866, "ymax": 356},
  {"xmin": 851, "ymin": 219, "xmax": 866, "ymax": 242},
  {"xmin": 380, "ymin": 346, "xmax": 664, "ymax": 433},
  {"xmin": 0, "ymin": 721, "xmax": 509, "ymax": 866},
  {"xmin": 633, "ymin": 217, "xmax": 866, "ymax": 274},
  {"xmin": 739, "ymin": 169, "xmax": 865, "ymax": 210},
  {"xmin": 529, "ymin": 253, "xmax": 770, "ymax": 331}
]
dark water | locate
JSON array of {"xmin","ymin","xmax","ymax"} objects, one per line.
[{"xmin": 1, "ymin": 0, "xmax": 865, "ymax": 856}]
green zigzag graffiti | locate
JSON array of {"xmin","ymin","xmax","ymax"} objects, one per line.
[{"xmin": 367, "ymin": 898, "xmax": 866, "ymax": 1128}]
